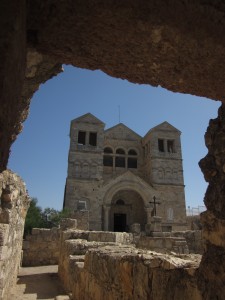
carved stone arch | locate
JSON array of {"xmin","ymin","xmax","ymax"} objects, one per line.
[
  {"xmin": 102, "ymin": 176, "xmax": 159, "ymax": 232},
  {"xmin": 103, "ymin": 178, "xmax": 157, "ymax": 209},
  {"xmin": 128, "ymin": 147, "xmax": 139, "ymax": 156},
  {"xmin": 115, "ymin": 147, "xmax": 126, "ymax": 155},
  {"xmin": 104, "ymin": 146, "xmax": 113, "ymax": 154}
]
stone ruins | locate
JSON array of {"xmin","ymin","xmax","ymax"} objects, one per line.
[
  {"xmin": 21, "ymin": 219, "xmax": 203, "ymax": 300},
  {"xmin": 0, "ymin": 170, "xmax": 30, "ymax": 299},
  {"xmin": 64, "ymin": 113, "xmax": 187, "ymax": 232},
  {"xmin": 1, "ymin": 1, "xmax": 225, "ymax": 299}
]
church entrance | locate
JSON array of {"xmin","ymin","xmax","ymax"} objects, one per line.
[
  {"xmin": 109, "ymin": 189, "xmax": 147, "ymax": 232},
  {"xmin": 114, "ymin": 213, "xmax": 126, "ymax": 232}
]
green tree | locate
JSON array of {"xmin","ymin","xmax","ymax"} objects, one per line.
[
  {"xmin": 24, "ymin": 198, "xmax": 72, "ymax": 237},
  {"xmin": 24, "ymin": 198, "xmax": 45, "ymax": 236},
  {"xmin": 41, "ymin": 207, "xmax": 72, "ymax": 228}
]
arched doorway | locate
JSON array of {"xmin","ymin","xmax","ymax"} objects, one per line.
[{"xmin": 109, "ymin": 189, "xmax": 147, "ymax": 232}]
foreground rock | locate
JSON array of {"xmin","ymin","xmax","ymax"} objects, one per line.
[
  {"xmin": 58, "ymin": 229, "xmax": 202, "ymax": 300},
  {"xmin": 0, "ymin": 170, "xmax": 30, "ymax": 300}
]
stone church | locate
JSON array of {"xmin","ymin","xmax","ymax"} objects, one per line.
[{"xmin": 63, "ymin": 113, "xmax": 187, "ymax": 232}]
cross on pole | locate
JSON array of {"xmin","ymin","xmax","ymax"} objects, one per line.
[{"xmin": 149, "ymin": 196, "xmax": 160, "ymax": 216}]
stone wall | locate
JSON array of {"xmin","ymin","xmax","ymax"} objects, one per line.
[
  {"xmin": 172, "ymin": 231, "xmax": 204, "ymax": 255},
  {"xmin": 72, "ymin": 211, "xmax": 89, "ymax": 230},
  {"xmin": 136, "ymin": 230, "xmax": 203, "ymax": 255},
  {"xmin": 0, "ymin": 170, "xmax": 30, "ymax": 300},
  {"xmin": 136, "ymin": 235, "xmax": 189, "ymax": 254},
  {"xmin": 58, "ymin": 230, "xmax": 133, "ymax": 293},
  {"xmin": 58, "ymin": 228, "xmax": 202, "ymax": 300},
  {"xmin": 23, "ymin": 218, "xmax": 77, "ymax": 266},
  {"xmin": 22, "ymin": 228, "xmax": 60, "ymax": 266}
]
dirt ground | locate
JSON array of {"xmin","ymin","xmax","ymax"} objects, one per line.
[{"xmin": 8, "ymin": 265, "xmax": 69, "ymax": 300}]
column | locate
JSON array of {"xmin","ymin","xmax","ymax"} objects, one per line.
[{"xmin": 103, "ymin": 205, "xmax": 110, "ymax": 231}]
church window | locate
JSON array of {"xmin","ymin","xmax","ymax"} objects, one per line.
[
  {"xmin": 167, "ymin": 140, "xmax": 175, "ymax": 153},
  {"xmin": 116, "ymin": 148, "xmax": 125, "ymax": 155},
  {"xmin": 103, "ymin": 147, "xmax": 113, "ymax": 166},
  {"xmin": 128, "ymin": 149, "xmax": 137, "ymax": 168},
  {"xmin": 115, "ymin": 148, "xmax": 125, "ymax": 167},
  {"xmin": 158, "ymin": 139, "xmax": 164, "ymax": 152},
  {"xmin": 77, "ymin": 200, "xmax": 87, "ymax": 211},
  {"xmin": 128, "ymin": 158, "xmax": 137, "ymax": 168},
  {"xmin": 115, "ymin": 156, "xmax": 125, "ymax": 167},
  {"xmin": 116, "ymin": 199, "xmax": 125, "ymax": 205},
  {"xmin": 78, "ymin": 131, "xmax": 86, "ymax": 145},
  {"xmin": 103, "ymin": 155, "xmax": 113, "ymax": 166},
  {"xmin": 104, "ymin": 147, "xmax": 113, "ymax": 154},
  {"xmin": 128, "ymin": 149, "xmax": 137, "ymax": 155},
  {"xmin": 89, "ymin": 132, "xmax": 97, "ymax": 146}
]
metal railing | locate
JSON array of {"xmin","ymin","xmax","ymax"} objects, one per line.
[{"xmin": 186, "ymin": 205, "xmax": 206, "ymax": 216}]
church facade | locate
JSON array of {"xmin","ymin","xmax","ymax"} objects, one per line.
[{"xmin": 63, "ymin": 113, "xmax": 187, "ymax": 232}]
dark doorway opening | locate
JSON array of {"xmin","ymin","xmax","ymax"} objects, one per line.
[{"xmin": 114, "ymin": 213, "xmax": 126, "ymax": 232}]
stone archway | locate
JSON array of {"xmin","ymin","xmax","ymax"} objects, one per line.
[
  {"xmin": 102, "ymin": 171, "xmax": 159, "ymax": 231},
  {"xmin": 3, "ymin": 2, "xmax": 225, "ymax": 298},
  {"xmin": 108, "ymin": 189, "xmax": 147, "ymax": 232}
]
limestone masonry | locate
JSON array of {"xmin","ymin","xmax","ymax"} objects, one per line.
[
  {"xmin": 64, "ymin": 113, "xmax": 187, "ymax": 232},
  {"xmin": 0, "ymin": 170, "xmax": 30, "ymax": 300}
]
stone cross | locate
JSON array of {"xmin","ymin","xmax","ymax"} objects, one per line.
[{"xmin": 149, "ymin": 196, "xmax": 160, "ymax": 216}]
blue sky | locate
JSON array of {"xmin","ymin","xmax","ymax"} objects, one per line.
[{"xmin": 8, "ymin": 65, "xmax": 220, "ymax": 211}]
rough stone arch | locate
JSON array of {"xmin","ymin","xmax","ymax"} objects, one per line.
[{"xmin": 2, "ymin": 1, "xmax": 225, "ymax": 298}]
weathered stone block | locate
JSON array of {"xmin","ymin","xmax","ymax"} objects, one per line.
[
  {"xmin": 130, "ymin": 223, "xmax": 141, "ymax": 234},
  {"xmin": 0, "ymin": 225, "xmax": 9, "ymax": 246},
  {"xmin": 60, "ymin": 218, "xmax": 77, "ymax": 231}
]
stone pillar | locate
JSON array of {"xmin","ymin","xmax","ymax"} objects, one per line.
[
  {"xmin": 145, "ymin": 216, "xmax": 162, "ymax": 236},
  {"xmin": 198, "ymin": 104, "xmax": 225, "ymax": 299},
  {"xmin": 103, "ymin": 205, "xmax": 110, "ymax": 231},
  {"xmin": 150, "ymin": 216, "xmax": 162, "ymax": 232},
  {"xmin": 145, "ymin": 207, "xmax": 152, "ymax": 224}
]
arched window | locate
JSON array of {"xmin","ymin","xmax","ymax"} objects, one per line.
[
  {"xmin": 116, "ymin": 199, "xmax": 125, "ymax": 205},
  {"xmin": 115, "ymin": 148, "xmax": 125, "ymax": 167},
  {"xmin": 103, "ymin": 147, "xmax": 113, "ymax": 166},
  {"xmin": 104, "ymin": 147, "xmax": 113, "ymax": 154},
  {"xmin": 128, "ymin": 149, "xmax": 137, "ymax": 155},
  {"xmin": 128, "ymin": 149, "xmax": 137, "ymax": 168},
  {"xmin": 116, "ymin": 148, "xmax": 125, "ymax": 155}
]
